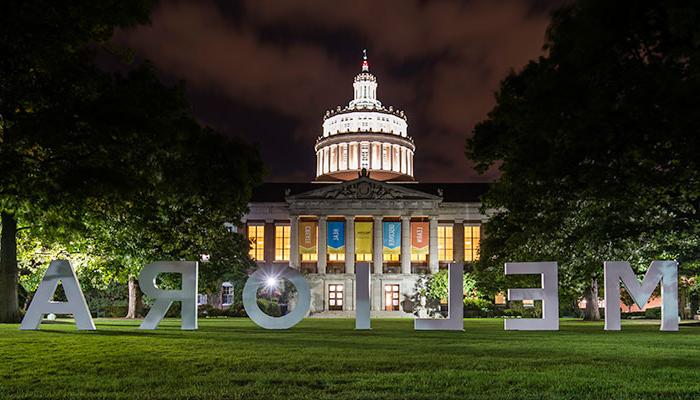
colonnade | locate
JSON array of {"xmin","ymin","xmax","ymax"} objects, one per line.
[{"xmin": 286, "ymin": 215, "xmax": 469, "ymax": 275}]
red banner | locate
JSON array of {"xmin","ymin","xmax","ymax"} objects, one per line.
[{"xmin": 411, "ymin": 222, "xmax": 429, "ymax": 255}]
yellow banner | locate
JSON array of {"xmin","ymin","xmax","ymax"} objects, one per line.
[
  {"xmin": 299, "ymin": 221, "xmax": 317, "ymax": 254},
  {"xmin": 355, "ymin": 222, "xmax": 373, "ymax": 254}
]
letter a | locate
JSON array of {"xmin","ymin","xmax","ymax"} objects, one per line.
[{"xmin": 20, "ymin": 260, "xmax": 95, "ymax": 330}]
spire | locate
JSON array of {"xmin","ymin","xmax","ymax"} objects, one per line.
[{"xmin": 361, "ymin": 48, "xmax": 369, "ymax": 72}]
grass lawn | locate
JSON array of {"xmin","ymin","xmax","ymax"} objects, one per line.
[{"xmin": 1, "ymin": 318, "xmax": 699, "ymax": 399}]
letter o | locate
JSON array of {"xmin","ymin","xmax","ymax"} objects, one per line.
[{"xmin": 243, "ymin": 265, "xmax": 311, "ymax": 329}]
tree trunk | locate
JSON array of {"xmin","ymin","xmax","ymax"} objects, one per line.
[
  {"xmin": 125, "ymin": 275, "xmax": 144, "ymax": 319},
  {"xmin": 583, "ymin": 277, "xmax": 601, "ymax": 321},
  {"xmin": 0, "ymin": 212, "xmax": 21, "ymax": 323}
]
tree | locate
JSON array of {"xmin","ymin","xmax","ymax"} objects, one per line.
[
  {"xmin": 72, "ymin": 68, "xmax": 263, "ymax": 317},
  {"xmin": 0, "ymin": 0, "xmax": 158, "ymax": 322},
  {"xmin": 427, "ymin": 270, "xmax": 479, "ymax": 303},
  {"xmin": 0, "ymin": 1, "xmax": 263, "ymax": 322},
  {"xmin": 467, "ymin": 0, "xmax": 700, "ymax": 320}
]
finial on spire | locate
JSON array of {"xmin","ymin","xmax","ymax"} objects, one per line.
[{"xmin": 361, "ymin": 48, "xmax": 369, "ymax": 72}]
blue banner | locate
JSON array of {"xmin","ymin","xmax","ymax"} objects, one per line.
[
  {"xmin": 327, "ymin": 221, "xmax": 345, "ymax": 254},
  {"xmin": 383, "ymin": 222, "xmax": 401, "ymax": 255}
]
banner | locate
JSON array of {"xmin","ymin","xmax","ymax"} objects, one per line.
[
  {"xmin": 355, "ymin": 222, "xmax": 373, "ymax": 255},
  {"xmin": 299, "ymin": 221, "xmax": 317, "ymax": 254},
  {"xmin": 383, "ymin": 222, "xmax": 401, "ymax": 255},
  {"xmin": 327, "ymin": 221, "xmax": 345, "ymax": 254},
  {"xmin": 411, "ymin": 222, "xmax": 429, "ymax": 256}
]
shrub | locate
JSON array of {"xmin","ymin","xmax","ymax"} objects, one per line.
[
  {"xmin": 256, "ymin": 299, "xmax": 282, "ymax": 317},
  {"xmin": 645, "ymin": 307, "xmax": 661, "ymax": 319},
  {"xmin": 502, "ymin": 309, "xmax": 523, "ymax": 318},
  {"xmin": 165, "ymin": 302, "xmax": 181, "ymax": 318},
  {"xmin": 198, "ymin": 304, "xmax": 216, "ymax": 318},
  {"xmin": 226, "ymin": 303, "xmax": 247, "ymax": 317},
  {"xmin": 621, "ymin": 311, "xmax": 646, "ymax": 319},
  {"xmin": 100, "ymin": 306, "xmax": 128, "ymax": 318},
  {"xmin": 464, "ymin": 297, "xmax": 493, "ymax": 311},
  {"xmin": 427, "ymin": 270, "xmax": 479, "ymax": 303}
]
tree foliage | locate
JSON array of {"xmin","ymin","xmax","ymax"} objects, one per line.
[
  {"xmin": 0, "ymin": 0, "xmax": 264, "ymax": 321},
  {"xmin": 467, "ymin": 0, "xmax": 700, "ymax": 319}
]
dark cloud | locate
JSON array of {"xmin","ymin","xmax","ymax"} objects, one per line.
[{"xmin": 117, "ymin": 0, "xmax": 562, "ymax": 182}]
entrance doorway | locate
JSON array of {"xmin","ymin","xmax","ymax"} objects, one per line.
[
  {"xmin": 384, "ymin": 284, "xmax": 400, "ymax": 311},
  {"xmin": 328, "ymin": 284, "xmax": 344, "ymax": 311}
]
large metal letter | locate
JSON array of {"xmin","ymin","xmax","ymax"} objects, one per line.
[
  {"xmin": 604, "ymin": 260, "xmax": 678, "ymax": 331},
  {"xmin": 139, "ymin": 261, "xmax": 198, "ymax": 330},
  {"xmin": 243, "ymin": 265, "xmax": 311, "ymax": 329},
  {"xmin": 20, "ymin": 260, "xmax": 95, "ymax": 330},
  {"xmin": 504, "ymin": 262, "xmax": 559, "ymax": 331},
  {"xmin": 355, "ymin": 262, "xmax": 371, "ymax": 330},
  {"xmin": 415, "ymin": 263, "xmax": 464, "ymax": 331}
]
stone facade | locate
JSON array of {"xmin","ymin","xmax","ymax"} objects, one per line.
[
  {"xmin": 243, "ymin": 175, "xmax": 487, "ymax": 315},
  {"xmin": 238, "ymin": 52, "xmax": 488, "ymax": 315}
]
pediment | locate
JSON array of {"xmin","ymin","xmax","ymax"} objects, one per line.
[{"xmin": 286, "ymin": 177, "xmax": 441, "ymax": 202}]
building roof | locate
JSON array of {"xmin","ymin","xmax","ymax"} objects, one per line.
[{"xmin": 250, "ymin": 181, "xmax": 490, "ymax": 203}]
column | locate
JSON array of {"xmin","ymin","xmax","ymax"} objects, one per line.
[
  {"xmin": 372, "ymin": 275, "xmax": 382, "ymax": 311},
  {"xmin": 380, "ymin": 143, "xmax": 385, "ymax": 170},
  {"xmin": 318, "ymin": 216, "xmax": 327, "ymax": 274},
  {"xmin": 373, "ymin": 216, "xmax": 383, "ymax": 274},
  {"xmin": 264, "ymin": 221, "xmax": 275, "ymax": 266},
  {"xmin": 345, "ymin": 216, "xmax": 355, "ymax": 274},
  {"xmin": 400, "ymin": 216, "xmax": 411, "ymax": 274},
  {"xmin": 429, "ymin": 216, "xmax": 439, "ymax": 273},
  {"xmin": 389, "ymin": 145, "xmax": 393, "ymax": 171},
  {"xmin": 453, "ymin": 220, "xmax": 464, "ymax": 265},
  {"xmin": 345, "ymin": 278, "xmax": 354, "ymax": 311},
  {"xmin": 289, "ymin": 215, "xmax": 300, "ymax": 268},
  {"xmin": 367, "ymin": 143, "xmax": 372, "ymax": 171}
]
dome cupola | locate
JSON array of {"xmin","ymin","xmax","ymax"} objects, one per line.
[{"xmin": 315, "ymin": 50, "xmax": 415, "ymax": 182}]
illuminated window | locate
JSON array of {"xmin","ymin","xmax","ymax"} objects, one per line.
[
  {"xmin": 437, "ymin": 225, "xmax": 453, "ymax": 262},
  {"xmin": 247, "ymin": 225, "xmax": 264, "ymax": 261},
  {"xmin": 384, "ymin": 284, "xmax": 400, "ymax": 311},
  {"xmin": 464, "ymin": 225, "xmax": 481, "ymax": 261},
  {"xmin": 328, "ymin": 284, "xmax": 344, "ymax": 311},
  {"xmin": 360, "ymin": 143, "xmax": 370, "ymax": 169},
  {"xmin": 495, "ymin": 292, "xmax": 506, "ymax": 305},
  {"xmin": 328, "ymin": 253, "xmax": 345, "ymax": 262},
  {"xmin": 384, "ymin": 253, "xmax": 400, "ymax": 262},
  {"xmin": 221, "ymin": 283, "xmax": 233, "ymax": 306},
  {"xmin": 274, "ymin": 225, "xmax": 290, "ymax": 261},
  {"xmin": 301, "ymin": 253, "xmax": 317, "ymax": 262},
  {"xmin": 356, "ymin": 253, "xmax": 372, "ymax": 262},
  {"xmin": 410, "ymin": 252, "xmax": 424, "ymax": 262}
]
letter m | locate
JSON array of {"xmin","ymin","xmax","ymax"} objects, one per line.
[{"xmin": 604, "ymin": 261, "xmax": 678, "ymax": 331}]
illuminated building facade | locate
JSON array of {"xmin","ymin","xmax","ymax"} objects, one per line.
[{"xmin": 242, "ymin": 52, "xmax": 488, "ymax": 315}]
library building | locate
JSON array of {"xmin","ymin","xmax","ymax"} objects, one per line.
[{"xmin": 242, "ymin": 54, "xmax": 488, "ymax": 315}]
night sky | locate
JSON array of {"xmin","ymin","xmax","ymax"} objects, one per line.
[{"xmin": 115, "ymin": 0, "xmax": 564, "ymax": 183}]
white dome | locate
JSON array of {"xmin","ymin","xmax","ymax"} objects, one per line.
[{"xmin": 315, "ymin": 51, "xmax": 415, "ymax": 182}]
